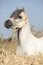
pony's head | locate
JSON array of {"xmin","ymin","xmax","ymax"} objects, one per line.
[{"xmin": 4, "ymin": 8, "xmax": 28, "ymax": 30}]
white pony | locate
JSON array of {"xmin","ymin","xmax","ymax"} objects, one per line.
[{"xmin": 4, "ymin": 8, "xmax": 43, "ymax": 55}]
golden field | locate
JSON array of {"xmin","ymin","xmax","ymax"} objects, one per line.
[{"xmin": 0, "ymin": 28, "xmax": 43, "ymax": 65}]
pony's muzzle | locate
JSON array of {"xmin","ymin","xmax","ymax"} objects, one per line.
[{"xmin": 4, "ymin": 19, "xmax": 13, "ymax": 29}]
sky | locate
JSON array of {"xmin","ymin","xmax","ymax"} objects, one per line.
[{"xmin": 0, "ymin": 0, "xmax": 43, "ymax": 39}]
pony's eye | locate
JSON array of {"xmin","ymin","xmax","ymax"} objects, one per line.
[{"xmin": 18, "ymin": 16, "xmax": 22, "ymax": 19}]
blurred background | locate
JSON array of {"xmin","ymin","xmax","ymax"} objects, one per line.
[{"xmin": 0, "ymin": 0, "xmax": 43, "ymax": 39}]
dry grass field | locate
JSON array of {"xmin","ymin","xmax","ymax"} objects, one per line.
[{"xmin": 0, "ymin": 28, "xmax": 43, "ymax": 65}]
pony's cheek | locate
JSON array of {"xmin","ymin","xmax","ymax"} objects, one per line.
[{"xmin": 15, "ymin": 21, "xmax": 24, "ymax": 28}]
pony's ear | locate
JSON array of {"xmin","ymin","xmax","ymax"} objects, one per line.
[
  {"xmin": 16, "ymin": 7, "xmax": 18, "ymax": 10},
  {"xmin": 22, "ymin": 7, "xmax": 25, "ymax": 11}
]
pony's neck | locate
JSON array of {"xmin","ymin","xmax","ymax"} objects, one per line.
[{"xmin": 18, "ymin": 21, "xmax": 34, "ymax": 45}]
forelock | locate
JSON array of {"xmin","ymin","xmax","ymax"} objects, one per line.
[{"xmin": 10, "ymin": 9, "xmax": 24, "ymax": 19}]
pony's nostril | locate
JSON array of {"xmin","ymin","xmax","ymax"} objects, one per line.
[{"xmin": 4, "ymin": 19, "xmax": 13, "ymax": 29}]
